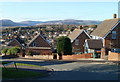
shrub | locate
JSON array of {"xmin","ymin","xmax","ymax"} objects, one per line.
[
  {"xmin": 6, "ymin": 49, "xmax": 12, "ymax": 55},
  {"xmin": 6, "ymin": 47, "xmax": 20, "ymax": 55},
  {"xmin": 26, "ymin": 51, "xmax": 32, "ymax": 56},
  {"xmin": 10, "ymin": 47, "xmax": 20, "ymax": 55},
  {"xmin": 56, "ymin": 36, "xmax": 72, "ymax": 55},
  {"xmin": 1, "ymin": 48, "xmax": 8, "ymax": 55}
]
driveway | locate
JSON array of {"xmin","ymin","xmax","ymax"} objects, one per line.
[{"xmin": 1, "ymin": 58, "xmax": 120, "ymax": 80}]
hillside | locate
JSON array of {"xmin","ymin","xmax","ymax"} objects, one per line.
[{"xmin": 0, "ymin": 19, "xmax": 101, "ymax": 27}]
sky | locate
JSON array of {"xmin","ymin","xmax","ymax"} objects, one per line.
[
  {"xmin": 0, "ymin": 1, "xmax": 119, "ymax": 22},
  {"xmin": 0, "ymin": 0, "xmax": 119, "ymax": 2}
]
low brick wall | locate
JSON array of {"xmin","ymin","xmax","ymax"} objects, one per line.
[
  {"xmin": 62, "ymin": 53, "xmax": 92, "ymax": 60},
  {"xmin": 25, "ymin": 55, "xmax": 53, "ymax": 60},
  {"xmin": 25, "ymin": 53, "xmax": 92, "ymax": 60},
  {"xmin": 108, "ymin": 51, "xmax": 120, "ymax": 61}
]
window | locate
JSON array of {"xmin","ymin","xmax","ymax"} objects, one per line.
[
  {"xmin": 111, "ymin": 48, "xmax": 120, "ymax": 53},
  {"xmin": 33, "ymin": 42, "xmax": 36, "ymax": 47},
  {"xmin": 112, "ymin": 31, "xmax": 116, "ymax": 39},
  {"xmin": 75, "ymin": 39, "xmax": 79, "ymax": 45}
]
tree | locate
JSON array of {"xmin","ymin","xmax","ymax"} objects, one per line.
[
  {"xmin": 10, "ymin": 47, "xmax": 20, "ymax": 55},
  {"xmin": 56, "ymin": 36, "xmax": 72, "ymax": 56},
  {"xmin": 1, "ymin": 48, "xmax": 8, "ymax": 55},
  {"xmin": 6, "ymin": 49, "xmax": 12, "ymax": 55},
  {"xmin": 26, "ymin": 51, "xmax": 32, "ymax": 56},
  {"xmin": 6, "ymin": 47, "xmax": 20, "ymax": 55}
]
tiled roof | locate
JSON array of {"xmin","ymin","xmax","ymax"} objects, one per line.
[
  {"xmin": 27, "ymin": 33, "xmax": 51, "ymax": 47},
  {"xmin": 15, "ymin": 37, "xmax": 24, "ymax": 44},
  {"xmin": 91, "ymin": 18, "xmax": 120, "ymax": 37},
  {"xmin": 68, "ymin": 29, "xmax": 84, "ymax": 42},
  {"xmin": 7, "ymin": 37, "xmax": 25, "ymax": 48},
  {"xmin": 86, "ymin": 39, "xmax": 103, "ymax": 49}
]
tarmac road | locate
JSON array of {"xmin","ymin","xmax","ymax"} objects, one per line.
[
  {"xmin": 40, "ymin": 62, "xmax": 119, "ymax": 80},
  {"xmin": 1, "ymin": 57, "xmax": 120, "ymax": 80}
]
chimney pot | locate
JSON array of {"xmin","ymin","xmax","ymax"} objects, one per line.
[{"xmin": 113, "ymin": 14, "xmax": 117, "ymax": 18}]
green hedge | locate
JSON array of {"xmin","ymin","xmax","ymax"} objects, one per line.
[{"xmin": 56, "ymin": 36, "xmax": 72, "ymax": 55}]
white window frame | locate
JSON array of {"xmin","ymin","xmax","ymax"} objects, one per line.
[
  {"xmin": 33, "ymin": 42, "xmax": 36, "ymax": 47},
  {"xmin": 75, "ymin": 39, "xmax": 79, "ymax": 45},
  {"xmin": 112, "ymin": 31, "xmax": 116, "ymax": 39}
]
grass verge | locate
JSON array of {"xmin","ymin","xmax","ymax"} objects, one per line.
[
  {"xmin": 2, "ymin": 61, "xmax": 50, "ymax": 70},
  {"xmin": 2, "ymin": 61, "xmax": 11, "ymax": 65},
  {"xmin": 2, "ymin": 67, "xmax": 48, "ymax": 79},
  {"xmin": 2, "ymin": 62, "xmax": 50, "ymax": 79},
  {"xmin": 16, "ymin": 63, "xmax": 42, "ymax": 67}
]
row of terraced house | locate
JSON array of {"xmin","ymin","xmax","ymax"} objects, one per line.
[{"xmin": 4, "ymin": 14, "xmax": 120, "ymax": 60}]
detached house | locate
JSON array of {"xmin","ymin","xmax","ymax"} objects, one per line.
[
  {"xmin": 91, "ymin": 14, "xmax": 120, "ymax": 55},
  {"xmin": 68, "ymin": 28, "xmax": 91, "ymax": 54},
  {"xmin": 7, "ymin": 37, "xmax": 26, "ymax": 57},
  {"xmin": 26, "ymin": 33, "xmax": 52, "ymax": 55}
]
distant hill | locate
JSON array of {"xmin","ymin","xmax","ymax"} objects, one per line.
[
  {"xmin": 19, "ymin": 21, "xmax": 43, "ymax": 26},
  {"xmin": 0, "ymin": 19, "xmax": 19, "ymax": 26},
  {"xmin": 40, "ymin": 19, "xmax": 101, "ymax": 25},
  {"xmin": 0, "ymin": 19, "xmax": 28, "ymax": 26},
  {"xmin": 0, "ymin": 19, "xmax": 101, "ymax": 27}
]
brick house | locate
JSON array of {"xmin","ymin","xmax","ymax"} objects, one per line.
[
  {"xmin": 7, "ymin": 37, "xmax": 26, "ymax": 57},
  {"xmin": 26, "ymin": 33, "xmax": 52, "ymax": 55},
  {"xmin": 68, "ymin": 29, "xmax": 91, "ymax": 54},
  {"xmin": 91, "ymin": 15, "xmax": 120, "ymax": 55}
]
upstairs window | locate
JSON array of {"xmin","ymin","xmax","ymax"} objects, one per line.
[
  {"xmin": 75, "ymin": 39, "xmax": 79, "ymax": 45},
  {"xmin": 33, "ymin": 42, "xmax": 36, "ymax": 47},
  {"xmin": 112, "ymin": 31, "xmax": 116, "ymax": 39}
]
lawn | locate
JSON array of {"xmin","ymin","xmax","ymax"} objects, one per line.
[
  {"xmin": 16, "ymin": 63, "xmax": 42, "ymax": 67},
  {"xmin": 2, "ymin": 67, "xmax": 48, "ymax": 79},
  {"xmin": 2, "ymin": 61, "xmax": 49, "ymax": 79},
  {"xmin": 3, "ymin": 61, "xmax": 41, "ymax": 67},
  {"xmin": 2, "ymin": 61, "xmax": 11, "ymax": 65},
  {"xmin": 2, "ymin": 61, "xmax": 49, "ymax": 70}
]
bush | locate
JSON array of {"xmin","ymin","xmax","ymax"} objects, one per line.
[
  {"xmin": 6, "ymin": 49, "xmax": 12, "ymax": 55},
  {"xmin": 10, "ymin": 47, "xmax": 20, "ymax": 55},
  {"xmin": 56, "ymin": 36, "xmax": 72, "ymax": 55},
  {"xmin": 6, "ymin": 47, "xmax": 20, "ymax": 55},
  {"xmin": 26, "ymin": 51, "xmax": 32, "ymax": 56},
  {"xmin": 1, "ymin": 48, "xmax": 8, "ymax": 55}
]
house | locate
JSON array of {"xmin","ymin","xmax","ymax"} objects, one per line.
[
  {"xmin": 7, "ymin": 37, "xmax": 25, "ymax": 47},
  {"xmin": 26, "ymin": 33, "xmax": 52, "ymax": 55},
  {"xmin": 68, "ymin": 28, "xmax": 91, "ymax": 54},
  {"xmin": 84, "ymin": 39, "xmax": 103, "ymax": 58},
  {"xmin": 91, "ymin": 14, "xmax": 120, "ymax": 55},
  {"xmin": 7, "ymin": 37, "xmax": 26, "ymax": 57}
]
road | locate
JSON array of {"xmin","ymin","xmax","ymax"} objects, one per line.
[
  {"xmin": 1, "ymin": 57, "xmax": 120, "ymax": 80},
  {"xmin": 41, "ymin": 62, "xmax": 119, "ymax": 80}
]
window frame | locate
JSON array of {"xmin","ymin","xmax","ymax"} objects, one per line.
[
  {"xmin": 75, "ymin": 39, "xmax": 79, "ymax": 45},
  {"xmin": 33, "ymin": 42, "xmax": 36, "ymax": 47},
  {"xmin": 112, "ymin": 31, "xmax": 116, "ymax": 39}
]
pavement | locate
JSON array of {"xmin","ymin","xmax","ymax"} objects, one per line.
[{"xmin": 1, "ymin": 57, "xmax": 120, "ymax": 80}]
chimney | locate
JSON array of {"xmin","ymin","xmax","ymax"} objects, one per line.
[{"xmin": 113, "ymin": 14, "xmax": 117, "ymax": 18}]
